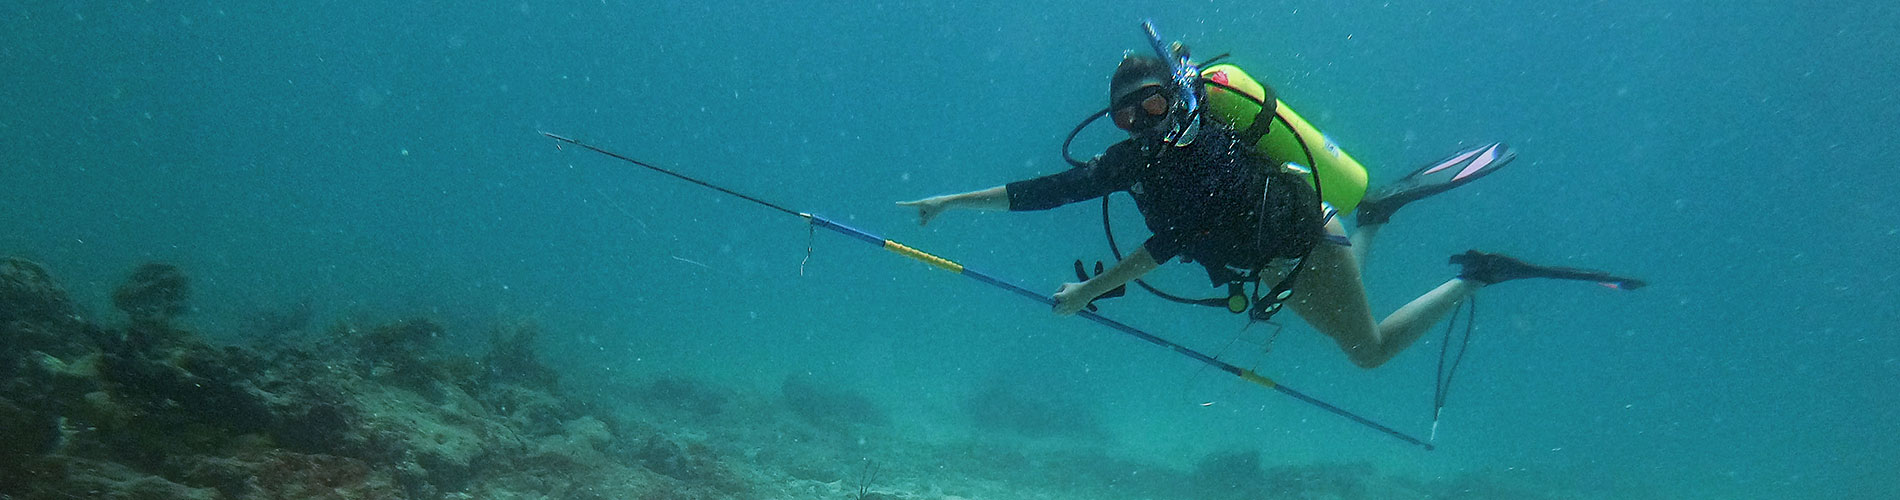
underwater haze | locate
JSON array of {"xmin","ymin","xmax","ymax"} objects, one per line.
[{"xmin": 3, "ymin": 0, "xmax": 1896, "ymax": 499}]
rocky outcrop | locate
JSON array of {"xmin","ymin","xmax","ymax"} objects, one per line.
[{"xmin": 0, "ymin": 259, "xmax": 700, "ymax": 499}]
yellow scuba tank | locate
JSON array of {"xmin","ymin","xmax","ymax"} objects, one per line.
[{"xmin": 1201, "ymin": 64, "xmax": 1370, "ymax": 214}]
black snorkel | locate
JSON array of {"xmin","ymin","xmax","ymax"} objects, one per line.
[{"xmin": 1142, "ymin": 18, "xmax": 1202, "ymax": 148}]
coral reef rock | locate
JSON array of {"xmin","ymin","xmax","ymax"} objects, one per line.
[
  {"xmin": 112, "ymin": 262, "xmax": 192, "ymax": 325},
  {"xmin": 0, "ymin": 259, "xmax": 684, "ymax": 499},
  {"xmin": 0, "ymin": 257, "xmax": 79, "ymax": 325}
]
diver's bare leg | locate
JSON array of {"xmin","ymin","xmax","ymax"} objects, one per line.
[
  {"xmin": 1349, "ymin": 222, "xmax": 1383, "ymax": 268},
  {"xmin": 1288, "ymin": 218, "xmax": 1479, "ymax": 369}
]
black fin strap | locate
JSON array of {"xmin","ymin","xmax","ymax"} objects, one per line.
[{"xmin": 1433, "ymin": 296, "xmax": 1477, "ymax": 416}]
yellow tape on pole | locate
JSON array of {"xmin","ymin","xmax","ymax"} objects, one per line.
[
  {"xmin": 1239, "ymin": 370, "xmax": 1278, "ymax": 389},
  {"xmin": 883, "ymin": 241, "xmax": 965, "ymax": 273}
]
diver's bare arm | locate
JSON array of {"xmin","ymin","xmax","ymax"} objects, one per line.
[
  {"xmin": 926, "ymin": 186, "xmax": 1009, "ymax": 210},
  {"xmin": 896, "ymin": 186, "xmax": 1009, "ymax": 225},
  {"xmin": 1088, "ymin": 246, "xmax": 1160, "ymax": 295},
  {"xmin": 1054, "ymin": 246, "xmax": 1161, "ymax": 315}
]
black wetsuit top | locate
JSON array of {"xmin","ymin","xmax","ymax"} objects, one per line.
[{"xmin": 1007, "ymin": 124, "xmax": 1323, "ymax": 285}]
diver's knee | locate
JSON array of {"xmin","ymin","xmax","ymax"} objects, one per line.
[{"xmin": 1348, "ymin": 350, "xmax": 1387, "ymax": 370}]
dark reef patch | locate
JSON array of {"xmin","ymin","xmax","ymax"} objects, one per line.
[
  {"xmin": 637, "ymin": 375, "xmax": 732, "ymax": 418},
  {"xmin": 962, "ymin": 378, "xmax": 1107, "ymax": 439},
  {"xmin": 0, "ymin": 257, "xmax": 80, "ymax": 326},
  {"xmin": 782, "ymin": 373, "xmax": 889, "ymax": 428},
  {"xmin": 112, "ymin": 262, "xmax": 191, "ymax": 326},
  {"xmin": 0, "ymin": 258, "xmax": 683, "ymax": 499}
]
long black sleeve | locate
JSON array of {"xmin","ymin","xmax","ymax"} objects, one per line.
[
  {"xmin": 1006, "ymin": 168, "xmax": 1121, "ymax": 211},
  {"xmin": 1005, "ymin": 143, "xmax": 1141, "ymax": 211}
]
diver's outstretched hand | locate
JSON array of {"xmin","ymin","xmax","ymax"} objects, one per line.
[{"xmin": 895, "ymin": 196, "xmax": 950, "ymax": 226}]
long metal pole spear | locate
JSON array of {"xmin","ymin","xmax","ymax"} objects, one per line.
[{"xmin": 541, "ymin": 131, "xmax": 1434, "ymax": 450}]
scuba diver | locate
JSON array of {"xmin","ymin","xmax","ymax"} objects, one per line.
[{"xmin": 898, "ymin": 26, "xmax": 1643, "ymax": 370}]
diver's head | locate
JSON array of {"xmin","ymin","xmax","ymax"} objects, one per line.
[{"xmin": 1110, "ymin": 54, "xmax": 1175, "ymax": 138}]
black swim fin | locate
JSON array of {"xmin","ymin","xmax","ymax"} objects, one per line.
[
  {"xmin": 1358, "ymin": 142, "xmax": 1517, "ymax": 226},
  {"xmin": 1451, "ymin": 250, "xmax": 1646, "ymax": 290}
]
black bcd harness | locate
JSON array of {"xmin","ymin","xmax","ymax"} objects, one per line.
[{"xmin": 1060, "ymin": 57, "xmax": 1328, "ymax": 323}]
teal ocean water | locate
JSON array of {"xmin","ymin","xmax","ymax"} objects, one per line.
[{"xmin": 4, "ymin": 1, "xmax": 1895, "ymax": 498}]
